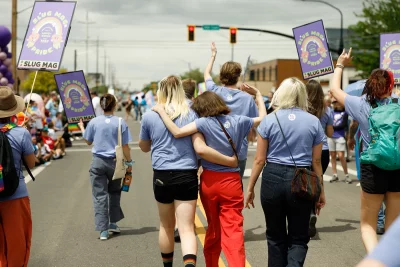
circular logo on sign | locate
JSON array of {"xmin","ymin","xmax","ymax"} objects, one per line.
[
  {"xmin": 224, "ymin": 121, "xmax": 231, "ymax": 128},
  {"xmin": 226, "ymin": 94, "xmax": 233, "ymax": 101},
  {"xmin": 288, "ymin": 114, "xmax": 296, "ymax": 121},
  {"xmin": 105, "ymin": 119, "xmax": 111, "ymax": 124}
]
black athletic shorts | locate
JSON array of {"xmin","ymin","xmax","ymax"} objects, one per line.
[
  {"xmin": 360, "ymin": 164, "xmax": 400, "ymax": 194},
  {"xmin": 153, "ymin": 169, "xmax": 198, "ymax": 204}
]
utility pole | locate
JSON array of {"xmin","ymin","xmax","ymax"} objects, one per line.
[
  {"xmin": 78, "ymin": 11, "xmax": 95, "ymax": 75},
  {"xmin": 74, "ymin": 49, "xmax": 77, "ymax": 71},
  {"xmin": 11, "ymin": 0, "xmax": 17, "ymax": 92},
  {"xmin": 95, "ymin": 36, "xmax": 99, "ymax": 87},
  {"xmin": 103, "ymin": 50, "xmax": 107, "ymax": 86}
]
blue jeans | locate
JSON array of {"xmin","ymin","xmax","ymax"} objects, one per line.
[
  {"xmin": 377, "ymin": 203, "xmax": 385, "ymax": 228},
  {"xmin": 260, "ymin": 163, "xmax": 313, "ymax": 267}
]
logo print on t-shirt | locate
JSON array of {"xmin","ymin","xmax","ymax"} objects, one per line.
[
  {"xmin": 105, "ymin": 119, "xmax": 111, "ymax": 124},
  {"xmin": 224, "ymin": 121, "xmax": 231, "ymax": 129},
  {"xmin": 226, "ymin": 94, "xmax": 233, "ymax": 101},
  {"xmin": 288, "ymin": 114, "xmax": 296, "ymax": 121}
]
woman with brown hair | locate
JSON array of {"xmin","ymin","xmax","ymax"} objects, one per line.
[
  {"xmin": 152, "ymin": 84, "xmax": 266, "ymax": 267},
  {"xmin": 0, "ymin": 86, "xmax": 36, "ymax": 266},
  {"xmin": 78, "ymin": 94, "xmax": 133, "ymax": 241},
  {"xmin": 329, "ymin": 48, "xmax": 400, "ymax": 253},
  {"xmin": 306, "ymin": 79, "xmax": 334, "ymax": 237}
]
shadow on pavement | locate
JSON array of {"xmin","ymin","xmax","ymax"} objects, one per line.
[
  {"xmin": 119, "ymin": 226, "xmax": 158, "ymax": 236},
  {"xmin": 335, "ymin": 218, "xmax": 360, "ymax": 224},
  {"xmin": 244, "ymin": 225, "xmax": 265, "ymax": 242},
  {"xmin": 316, "ymin": 223, "xmax": 357, "ymax": 233}
]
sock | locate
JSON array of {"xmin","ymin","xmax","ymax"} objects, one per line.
[
  {"xmin": 183, "ymin": 254, "xmax": 197, "ymax": 267},
  {"xmin": 161, "ymin": 252, "xmax": 174, "ymax": 267}
]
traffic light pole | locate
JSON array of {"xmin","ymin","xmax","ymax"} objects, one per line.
[
  {"xmin": 231, "ymin": 44, "xmax": 234, "ymax": 61},
  {"xmin": 195, "ymin": 25, "xmax": 295, "ymax": 41}
]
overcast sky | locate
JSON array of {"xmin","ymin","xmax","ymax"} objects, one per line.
[{"xmin": 1, "ymin": 0, "xmax": 365, "ymax": 90}]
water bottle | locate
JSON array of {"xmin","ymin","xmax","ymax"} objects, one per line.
[{"xmin": 121, "ymin": 171, "xmax": 132, "ymax": 192}]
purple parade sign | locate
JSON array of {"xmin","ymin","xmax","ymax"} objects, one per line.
[
  {"xmin": 293, "ymin": 20, "xmax": 334, "ymax": 80},
  {"xmin": 17, "ymin": 1, "xmax": 76, "ymax": 71},
  {"xmin": 380, "ymin": 33, "xmax": 400, "ymax": 85},
  {"xmin": 54, "ymin": 71, "xmax": 95, "ymax": 123}
]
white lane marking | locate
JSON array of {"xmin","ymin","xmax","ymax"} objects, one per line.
[
  {"xmin": 66, "ymin": 147, "xmax": 141, "ymax": 152},
  {"xmin": 71, "ymin": 141, "xmax": 139, "ymax": 147},
  {"xmin": 24, "ymin": 162, "xmax": 51, "ymax": 184}
]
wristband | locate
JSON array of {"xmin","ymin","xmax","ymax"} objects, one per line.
[
  {"xmin": 336, "ymin": 64, "xmax": 344, "ymax": 69},
  {"xmin": 124, "ymin": 160, "xmax": 134, "ymax": 167}
]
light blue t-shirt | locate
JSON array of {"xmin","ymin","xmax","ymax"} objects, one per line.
[
  {"xmin": 368, "ymin": 214, "xmax": 400, "ymax": 266},
  {"xmin": 195, "ymin": 115, "xmax": 254, "ymax": 172},
  {"xmin": 140, "ymin": 110, "xmax": 198, "ymax": 170},
  {"xmin": 84, "ymin": 115, "xmax": 132, "ymax": 158},
  {"xmin": 205, "ymin": 78, "xmax": 258, "ymax": 161},
  {"xmin": 319, "ymin": 107, "xmax": 333, "ymax": 151},
  {"xmin": 257, "ymin": 109, "xmax": 325, "ymax": 166},
  {"xmin": 0, "ymin": 126, "xmax": 34, "ymax": 202},
  {"xmin": 344, "ymin": 95, "xmax": 399, "ymax": 151},
  {"xmin": 45, "ymin": 99, "xmax": 58, "ymax": 118}
]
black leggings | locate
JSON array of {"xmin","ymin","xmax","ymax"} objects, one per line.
[{"xmin": 321, "ymin": 150, "xmax": 330, "ymax": 174}]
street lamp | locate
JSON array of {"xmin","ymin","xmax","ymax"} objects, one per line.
[{"xmin": 300, "ymin": 0, "xmax": 344, "ymax": 55}]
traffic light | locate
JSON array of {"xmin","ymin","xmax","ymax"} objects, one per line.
[
  {"xmin": 230, "ymin": 27, "xmax": 237, "ymax": 44},
  {"xmin": 188, "ymin": 25, "xmax": 195, "ymax": 42}
]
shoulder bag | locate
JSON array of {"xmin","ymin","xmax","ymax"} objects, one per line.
[
  {"xmin": 274, "ymin": 112, "xmax": 321, "ymax": 201},
  {"xmin": 215, "ymin": 117, "xmax": 238, "ymax": 162},
  {"xmin": 112, "ymin": 118, "xmax": 127, "ymax": 180}
]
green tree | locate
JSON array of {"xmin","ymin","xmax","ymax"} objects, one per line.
[
  {"xmin": 349, "ymin": 0, "xmax": 400, "ymax": 77},
  {"xmin": 180, "ymin": 68, "xmax": 219, "ymax": 84},
  {"xmin": 22, "ymin": 68, "xmax": 68, "ymax": 94}
]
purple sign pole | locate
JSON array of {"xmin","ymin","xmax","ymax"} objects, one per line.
[
  {"xmin": 17, "ymin": 1, "xmax": 76, "ymax": 71},
  {"xmin": 380, "ymin": 33, "xmax": 400, "ymax": 85},
  {"xmin": 293, "ymin": 20, "xmax": 334, "ymax": 80},
  {"xmin": 54, "ymin": 71, "xmax": 95, "ymax": 123}
]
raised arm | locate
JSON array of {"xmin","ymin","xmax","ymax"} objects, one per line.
[
  {"xmin": 152, "ymin": 104, "xmax": 198, "ymax": 138},
  {"xmin": 192, "ymin": 133, "xmax": 238, "ymax": 168},
  {"xmin": 204, "ymin": 42, "xmax": 217, "ymax": 81},
  {"xmin": 330, "ymin": 48, "xmax": 352, "ymax": 106},
  {"xmin": 240, "ymin": 84, "xmax": 267, "ymax": 127}
]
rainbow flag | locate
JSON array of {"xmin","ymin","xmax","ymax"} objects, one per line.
[{"xmin": 68, "ymin": 123, "xmax": 82, "ymax": 134}]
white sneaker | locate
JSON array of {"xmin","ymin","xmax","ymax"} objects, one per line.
[
  {"xmin": 345, "ymin": 175, "xmax": 352, "ymax": 184},
  {"xmin": 329, "ymin": 174, "xmax": 339, "ymax": 183}
]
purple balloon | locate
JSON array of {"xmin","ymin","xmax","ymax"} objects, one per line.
[
  {"xmin": 8, "ymin": 77, "xmax": 14, "ymax": 84},
  {"xmin": 0, "ymin": 52, "xmax": 6, "ymax": 61},
  {"xmin": 0, "ymin": 73, "xmax": 3, "ymax": 79},
  {"xmin": 0, "ymin": 77, "xmax": 8, "ymax": 86},
  {"xmin": 0, "ymin": 65, "xmax": 7, "ymax": 75},
  {"xmin": 5, "ymin": 71, "xmax": 12, "ymax": 79},
  {"xmin": 2, "ymin": 46, "xmax": 8, "ymax": 54},
  {"xmin": 0, "ymin": 27, "xmax": 11, "ymax": 48},
  {"xmin": 6, "ymin": 52, "xmax": 11, "ymax": 58}
]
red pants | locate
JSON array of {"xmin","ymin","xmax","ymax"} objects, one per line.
[
  {"xmin": 0, "ymin": 197, "xmax": 32, "ymax": 267},
  {"xmin": 200, "ymin": 169, "xmax": 245, "ymax": 267}
]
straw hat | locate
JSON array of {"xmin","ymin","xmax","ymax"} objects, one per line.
[{"xmin": 0, "ymin": 86, "xmax": 25, "ymax": 118}]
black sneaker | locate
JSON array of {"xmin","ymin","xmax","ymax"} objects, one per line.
[
  {"xmin": 174, "ymin": 228, "xmax": 180, "ymax": 242},
  {"xmin": 376, "ymin": 227, "xmax": 385, "ymax": 235},
  {"xmin": 309, "ymin": 214, "xmax": 317, "ymax": 238}
]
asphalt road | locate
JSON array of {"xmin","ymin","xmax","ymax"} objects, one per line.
[{"xmin": 26, "ymin": 114, "xmax": 367, "ymax": 267}]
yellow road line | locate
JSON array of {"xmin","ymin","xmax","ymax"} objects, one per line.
[{"xmin": 195, "ymin": 196, "xmax": 252, "ymax": 267}]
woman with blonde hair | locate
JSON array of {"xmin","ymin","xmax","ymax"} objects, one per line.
[
  {"xmin": 139, "ymin": 75, "xmax": 238, "ymax": 267},
  {"xmin": 246, "ymin": 78, "xmax": 326, "ymax": 267}
]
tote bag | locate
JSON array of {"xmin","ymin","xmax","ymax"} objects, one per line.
[{"xmin": 112, "ymin": 118, "xmax": 127, "ymax": 180}]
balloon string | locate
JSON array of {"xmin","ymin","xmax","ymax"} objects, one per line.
[{"xmin": 23, "ymin": 70, "xmax": 39, "ymax": 125}]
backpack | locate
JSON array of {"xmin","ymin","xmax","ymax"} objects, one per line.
[
  {"xmin": 360, "ymin": 98, "xmax": 400, "ymax": 170},
  {"xmin": 0, "ymin": 123, "xmax": 35, "ymax": 198}
]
